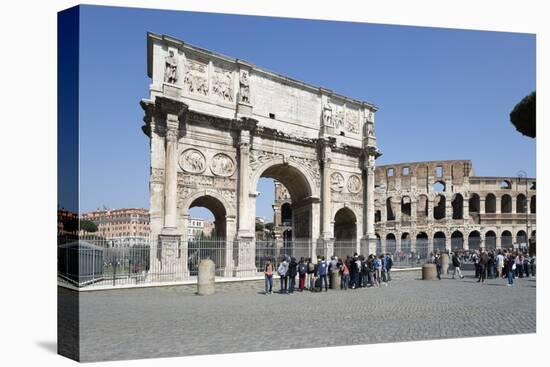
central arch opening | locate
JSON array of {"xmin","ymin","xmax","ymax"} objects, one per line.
[
  {"xmin": 333, "ymin": 207, "xmax": 357, "ymax": 258},
  {"xmin": 256, "ymin": 163, "xmax": 314, "ymax": 270}
]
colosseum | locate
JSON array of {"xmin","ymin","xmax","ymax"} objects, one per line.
[{"xmin": 272, "ymin": 159, "xmax": 536, "ymax": 257}]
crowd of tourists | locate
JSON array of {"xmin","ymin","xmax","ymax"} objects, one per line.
[
  {"xmin": 429, "ymin": 248, "xmax": 536, "ymax": 286},
  {"xmin": 262, "ymin": 253, "xmax": 394, "ymax": 295}
]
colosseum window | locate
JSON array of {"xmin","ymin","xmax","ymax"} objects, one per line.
[
  {"xmin": 402, "ymin": 167, "xmax": 410, "ymax": 176},
  {"xmin": 433, "ymin": 181, "xmax": 445, "ymax": 193},
  {"xmin": 499, "ymin": 180, "xmax": 512, "ymax": 189},
  {"xmin": 387, "ymin": 168, "xmax": 394, "ymax": 177},
  {"xmin": 435, "ymin": 165, "xmax": 443, "ymax": 177}
]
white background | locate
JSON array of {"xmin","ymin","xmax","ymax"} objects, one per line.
[{"xmin": 0, "ymin": 0, "xmax": 547, "ymax": 366}]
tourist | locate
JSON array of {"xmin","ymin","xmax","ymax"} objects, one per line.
[
  {"xmin": 264, "ymin": 260, "xmax": 273, "ymax": 295},
  {"xmin": 367, "ymin": 254, "xmax": 375, "ymax": 286},
  {"xmin": 487, "ymin": 251, "xmax": 495, "ymax": 279},
  {"xmin": 385, "ymin": 253, "xmax": 393, "ymax": 282},
  {"xmin": 477, "ymin": 250, "xmax": 488, "ymax": 283},
  {"xmin": 434, "ymin": 253, "xmax": 442, "ymax": 280},
  {"xmin": 287, "ymin": 257, "xmax": 298, "ymax": 294},
  {"xmin": 496, "ymin": 250, "xmax": 505, "ymax": 278},
  {"xmin": 340, "ymin": 260, "xmax": 350, "ymax": 290},
  {"xmin": 277, "ymin": 257, "xmax": 289, "ymax": 294},
  {"xmin": 523, "ymin": 253, "xmax": 531, "ymax": 277},
  {"xmin": 316, "ymin": 256, "xmax": 329, "ymax": 292},
  {"xmin": 505, "ymin": 252, "xmax": 515, "ymax": 286},
  {"xmin": 306, "ymin": 257, "xmax": 316, "ymax": 290},
  {"xmin": 374, "ymin": 255, "xmax": 382, "ymax": 287},
  {"xmin": 354, "ymin": 255, "xmax": 362, "ymax": 288},
  {"xmin": 472, "ymin": 250, "xmax": 480, "ymax": 278},
  {"xmin": 298, "ymin": 257, "xmax": 308, "ymax": 291},
  {"xmin": 381, "ymin": 254, "xmax": 388, "ymax": 285},
  {"xmin": 451, "ymin": 251, "xmax": 464, "ymax": 279},
  {"xmin": 349, "ymin": 257, "xmax": 357, "ymax": 289},
  {"xmin": 514, "ymin": 252, "xmax": 522, "ymax": 278},
  {"xmin": 361, "ymin": 256, "xmax": 369, "ymax": 287},
  {"xmin": 328, "ymin": 256, "xmax": 338, "ymax": 288}
]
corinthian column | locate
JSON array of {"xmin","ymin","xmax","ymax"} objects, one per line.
[
  {"xmin": 163, "ymin": 117, "xmax": 179, "ymax": 231},
  {"xmin": 365, "ymin": 155, "xmax": 376, "ymax": 238},
  {"xmin": 237, "ymin": 130, "xmax": 251, "ymax": 237},
  {"xmin": 321, "ymin": 145, "xmax": 332, "ymax": 239}
]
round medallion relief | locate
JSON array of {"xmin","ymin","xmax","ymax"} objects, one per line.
[
  {"xmin": 347, "ymin": 175, "xmax": 362, "ymax": 193},
  {"xmin": 210, "ymin": 153, "xmax": 236, "ymax": 177},
  {"xmin": 330, "ymin": 172, "xmax": 345, "ymax": 192},
  {"xmin": 179, "ymin": 149, "xmax": 206, "ymax": 174}
]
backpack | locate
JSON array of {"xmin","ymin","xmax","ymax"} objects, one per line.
[
  {"xmin": 387, "ymin": 257, "xmax": 393, "ymax": 269},
  {"xmin": 277, "ymin": 263, "xmax": 287, "ymax": 276},
  {"xmin": 308, "ymin": 262, "xmax": 315, "ymax": 272},
  {"xmin": 362, "ymin": 261, "xmax": 369, "ymax": 272},
  {"xmin": 298, "ymin": 263, "xmax": 307, "ymax": 275}
]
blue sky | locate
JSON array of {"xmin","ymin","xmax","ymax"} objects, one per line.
[{"xmin": 77, "ymin": 5, "xmax": 536, "ymax": 221}]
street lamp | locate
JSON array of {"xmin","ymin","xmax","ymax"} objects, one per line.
[{"xmin": 517, "ymin": 171, "xmax": 529, "ymax": 252}]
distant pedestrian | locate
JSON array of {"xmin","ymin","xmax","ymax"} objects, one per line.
[
  {"xmin": 505, "ymin": 253, "xmax": 515, "ymax": 286},
  {"xmin": 340, "ymin": 261, "xmax": 350, "ymax": 290},
  {"xmin": 385, "ymin": 253, "xmax": 393, "ymax": 282},
  {"xmin": 434, "ymin": 253, "xmax": 442, "ymax": 280},
  {"xmin": 496, "ymin": 250, "xmax": 505, "ymax": 278},
  {"xmin": 451, "ymin": 252, "xmax": 464, "ymax": 279},
  {"xmin": 287, "ymin": 257, "xmax": 298, "ymax": 294},
  {"xmin": 298, "ymin": 257, "xmax": 307, "ymax": 291},
  {"xmin": 478, "ymin": 250, "xmax": 488, "ymax": 283},
  {"xmin": 277, "ymin": 257, "xmax": 289, "ymax": 294},
  {"xmin": 306, "ymin": 257, "xmax": 315, "ymax": 290},
  {"xmin": 316, "ymin": 256, "xmax": 329, "ymax": 292},
  {"xmin": 264, "ymin": 260, "xmax": 273, "ymax": 295}
]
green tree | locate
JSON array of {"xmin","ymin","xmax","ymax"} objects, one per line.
[
  {"xmin": 80, "ymin": 219, "xmax": 98, "ymax": 233},
  {"xmin": 265, "ymin": 222, "xmax": 275, "ymax": 231},
  {"xmin": 510, "ymin": 91, "xmax": 536, "ymax": 138},
  {"xmin": 255, "ymin": 222, "xmax": 265, "ymax": 232}
]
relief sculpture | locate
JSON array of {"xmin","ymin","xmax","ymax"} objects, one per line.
[
  {"xmin": 183, "ymin": 59, "xmax": 208, "ymax": 96},
  {"xmin": 179, "ymin": 149, "xmax": 206, "ymax": 174},
  {"xmin": 212, "ymin": 68, "xmax": 234, "ymax": 102},
  {"xmin": 211, "ymin": 153, "xmax": 236, "ymax": 177}
]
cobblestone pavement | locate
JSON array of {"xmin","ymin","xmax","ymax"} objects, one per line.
[{"xmin": 64, "ymin": 270, "xmax": 536, "ymax": 362}]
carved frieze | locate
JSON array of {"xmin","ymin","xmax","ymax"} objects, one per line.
[
  {"xmin": 179, "ymin": 149, "xmax": 206, "ymax": 174},
  {"xmin": 330, "ymin": 172, "xmax": 345, "ymax": 192},
  {"xmin": 249, "ymin": 150, "xmax": 282, "ymax": 171},
  {"xmin": 212, "ymin": 67, "xmax": 234, "ymax": 102},
  {"xmin": 183, "ymin": 59, "xmax": 208, "ymax": 96},
  {"xmin": 210, "ymin": 153, "xmax": 236, "ymax": 177},
  {"xmin": 177, "ymin": 172, "xmax": 236, "ymax": 189},
  {"xmin": 288, "ymin": 156, "xmax": 321, "ymax": 185},
  {"xmin": 333, "ymin": 106, "xmax": 345, "ymax": 129},
  {"xmin": 347, "ymin": 175, "xmax": 362, "ymax": 193},
  {"xmin": 345, "ymin": 108, "xmax": 360, "ymax": 134},
  {"xmin": 332, "ymin": 191, "xmax": 363, "ymax": 204}
]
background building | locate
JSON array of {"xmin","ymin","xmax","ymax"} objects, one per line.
[
  {"xmin": 373, "ymin": 160, "xmax": 536, "ymax": 255},
  {"xmin": 82, "ymin": 208, "xmax": 150, "ymax": 247}
]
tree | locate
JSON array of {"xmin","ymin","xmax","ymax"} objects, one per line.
[
  {"xmin": 80, "ymin": 219, "xmax": 98, "ymax": 233},
  {"xmin": 510, "ymin": 91, "xmax": 536, "ymax": 138},
  {"xmin": 255, "ymin": 222, "xmax": 265, "ymax": 232},
  {"xmin": 265, "ymin": 222, "xmax": 275, "ymax": 231}
]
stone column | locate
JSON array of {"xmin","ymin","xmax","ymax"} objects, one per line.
[
  {"xmin": 163, "ymin": 116, "xmax": 179, "ymax": 231},
  {"xmin": 237, "ymin": 130, "xmax": 251, "ymax": 237},
  {"xmin": 480, "ymin": 197, "xmax": 486, "ymax": 214},
  {"xmin": 496, "ymin": 196, "xmax": 501, "ymax": 214},
  {"xmin": 365, "ymin": 155, "xmax": 376, "ymax": 238},
  {"xmin": 235, "ymin": 130, "xmax": 255, "ymax": 276},
  {"xmin": 445, "ymin": 194, "xmax": 452, "ymax": 220},
  {"xmin": 320, "ymin": 145, "xmax": 332, "ymax": 239},
  {"xmin": 156, "ymin": 97, "xmax": 188, "ymax": 280},
  {"xmin": 410, "ymin": 199, "xmax": 417, "ymax": 223}
]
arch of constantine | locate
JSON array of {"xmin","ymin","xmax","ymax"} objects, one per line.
[{"xmin": 140, "ymin": 33, "xmax": 380, "ymax": 279}]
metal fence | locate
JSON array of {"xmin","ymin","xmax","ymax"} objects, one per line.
[{"xmin": 58, "ymin": 236, "xmax": 436, "ymax": 289}]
